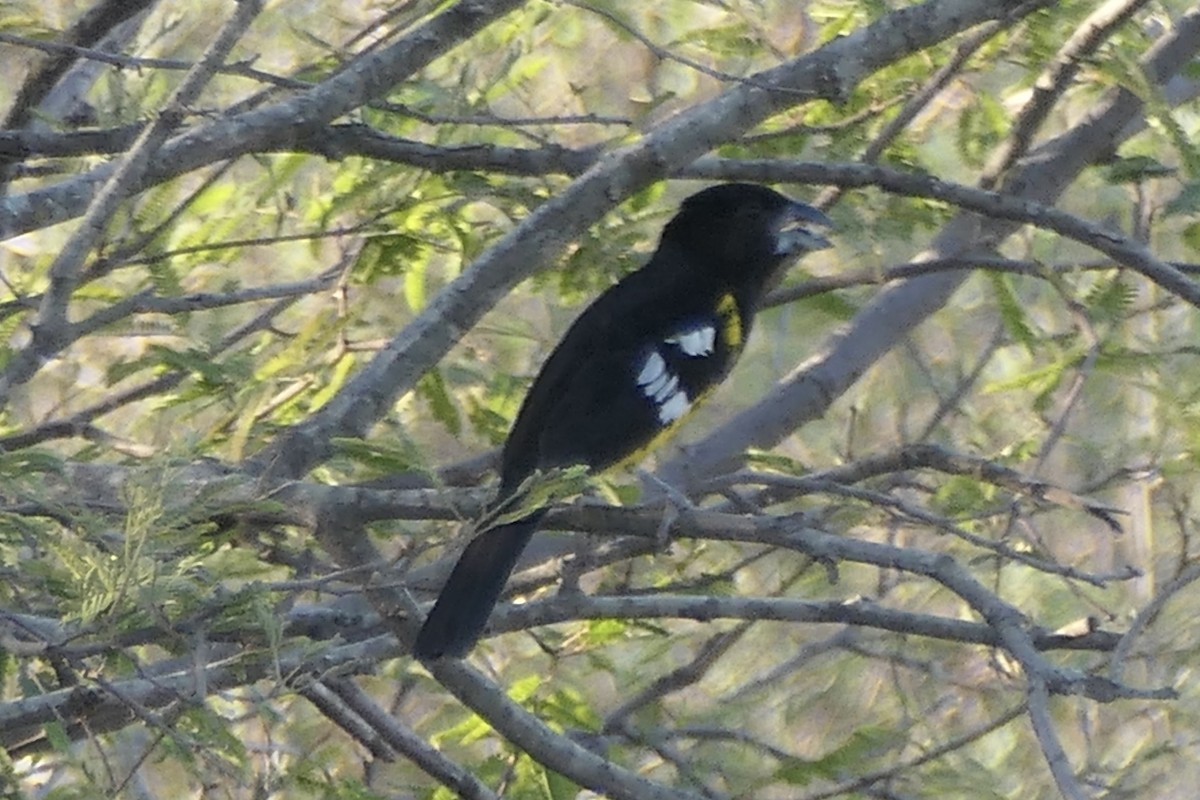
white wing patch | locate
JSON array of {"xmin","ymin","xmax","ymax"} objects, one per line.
[
  {"xmin": 637, "ymin": 351, "xmax": 667, "ymax": 387},
  {"xmin": 665, "ymin": 325, "xmax": 716, "ymax": 356},
  {"xmin": 636, "ymin": 350, "xmax": 691, "ymax": 424},
  {"xmin": 657, "ymin": 391, "xmax": 690, "ymax": 423},
  {"xmin": 635, "ymin": 321, "xmax": 717, "ymax": 425}
]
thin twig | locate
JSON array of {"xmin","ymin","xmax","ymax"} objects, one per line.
[{"xmin": 0, "ymin": 0, "xmax": 265, "ymax": 404}]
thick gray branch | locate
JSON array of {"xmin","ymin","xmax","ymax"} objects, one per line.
[
  {"xmin": 0, "ymin": 0, "xmax": 530, "ymax": 241},
  {"xmin": 252, "ymin": 0, "xmax": 1043, "ymax": 481},
  {"xmin": 657, "ymin": 6, "xmax": 1200, "ymax": 493},
  {"xmin": 0, "ymin": 0, "xmax": 265, "ymax": 404}
]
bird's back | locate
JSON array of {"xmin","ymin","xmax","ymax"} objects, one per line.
[{"xmin": 499, "ymin": 250, "xmax": 746, "ymax": 496}]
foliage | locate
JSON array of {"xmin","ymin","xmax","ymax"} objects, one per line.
[{"xmin": 2, "ymin": 0, "xmax": 1200, "ymax": 798}]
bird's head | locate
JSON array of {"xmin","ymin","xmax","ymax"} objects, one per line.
[
  {"xmin": 660, "ymin": 183, "xmax": 832, "ymax": 281},
  {"xmin": 772, "ymin": 196, "xmax": 833, "ymax": 256}
]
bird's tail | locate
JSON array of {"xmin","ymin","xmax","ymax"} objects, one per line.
[{"xmin": 412, "ymin": 509, "xmax": 546, "ymax": 660}]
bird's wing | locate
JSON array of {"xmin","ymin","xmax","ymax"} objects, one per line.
[
  {"xmin": 500, "ymin": 256, "xmax": 747, "ymax": 494},
  {"xmin": 528, "ymin": 304, "xmax": 741, "ymax": 477}
]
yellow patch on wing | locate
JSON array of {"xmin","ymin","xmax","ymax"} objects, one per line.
[{"xmin": 716, "ymin": 292, "xmax": 742, "ymax": 349}]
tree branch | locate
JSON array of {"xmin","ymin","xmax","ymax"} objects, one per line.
[
  {"xmin": 657, "ymin": 5, "xmax": 1200, "ymax": 494},
  {"xmin": 0, "ymin": 0, "xmax": 266, "ymax": 405},
  {"xmin": 251, "ymin": 0, "xmax": 1047, "ymax": 482},
  {"xmin": 0, "ymin": 0, "xmax": 532, "ymax": 242}
]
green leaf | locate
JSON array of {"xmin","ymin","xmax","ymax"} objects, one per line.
[
  {"xmin": 956, "ymin": 93, "xmax": 1008, "ymax": 168},
  {"xmin": 404, "ymin": 248, "xmax": 428, "ymax": 310},
  {"xmin": 330, "ymin": 436, "xmax": 428, "ymax": 476},
  {"xmin": 1083, "ymin": 275, "xmax": 1136, "ymax": 321},
  {"xmin": 932, "ymin": 475, "xmax": 994, "ymax": 516},
  {"xmin": 775, "ymin": 726, "xmax": 900, "ymax": 785},
  {"xmin": 671, "ymin": 21, "xmax": 755, "ymax": 57},
  {"xmin": 744, "ymin": 449, "xmax": 807, "ymax": 474},
  {"xmin": 488, "ymin": 466, "xmax": 591, "ymax": 527},
  {"xmin": 546, "ymin": 771, "xmax": 580, "ymax": 800},
  {"xmin": 309, "ymin": 353, "xmax": 357, "ymax": 412},
  {"xmin": 987, "ymin": 273, "xmax": 1037, "ymax": 350},
  {"xmin": 802, "ymin": 287, "xmax": 860, "ymax": 321},
  {"xmin": 351, "ymin": 233, "xmax": 425, "ymax": 284},
  {"xmin": 147, "ymin": 345, "xmax": 229, "ymax": 388},
  {"xmin": 584, "ymin": 618, "xmax": 629, "ymax": 646},
  {"xmin": 418, "ymin": 368, "xmax": 462, "ymax": 436},
  {"xmin": 1183, "ymin": 221, "xmax": 1200, "ymax": 254},
  {"xmin": 188, "ymin": 181, "xmax": 238, "ymax": 216},
  {"xmin": 982, "ymin": 356, "xmax": 1071, "ymax": 409},
  {"xmin": 535, "ymin": 685, "xmax": 602, "ymax": 731},
  {"xmin": 1164, "ymin": 181, "xmax": 1200, "ymax": 217},
  {"xmin": 1104, "ymin": 155, "xmax": 1176, "ymax": 184},
  {"xmin": 42, "ymin": 720, "xmax": 72, "ymax": 754},
  {"xmin": 0, "ymin": 448, "xmax": 66, "ymax": 477}
]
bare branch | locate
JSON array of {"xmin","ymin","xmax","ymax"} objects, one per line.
[
  {"xmin": 695, "ymin": 157, "xmax": 1200, "ymax": 307},
  {"xmin": 2, "ymin": 0, "xmax": 157, "ymax": 130},
  {"xmin": 0, "ymin": 635, "xmax": 402, "ymax": 755},
  {"xmin": 800, "ymin": 703, "xmax": 1027, "ymax": 800},
  {"xmin": 323, "ymin": 676, "xmax": 501, "ymax": 799},
  {"xmin": 297, "ymin": 681, "xmax": 397, "ymax": 761},
  {"xmin": 657, "ymin": 5, "xmax": 1200, "ymax": 494},
  {"xmin": 252, "ymin": 0, "xmax": 1048, "ymax": 482},
  {"xmin": 1027, "ymin": 677, "xmax": 1089, "ymax": 800},
  {"xmin": 0, "ymin": 0, "xmax": 532, "ymax": 241},
  {"xmin": 499, "ymin": 593, "xmax": 1123, "ymax": 655},
  {"xmin": 0, "ymin": 0, "xmax": 266, "ymax": 404},
  {"xmin": 985, "ymin": 0, "xmax": 1154, "ymax": 184},
  {"xmin": 1109, "ymin": 560, "xmax": 1200, "ymax": 683},
  {"xmin": 602, "ymin": 626, "xmax": 749, "ymax": 733},
  {"xmin": 420, "ymin": 657, "xmax": 709, "ymax": 800}
]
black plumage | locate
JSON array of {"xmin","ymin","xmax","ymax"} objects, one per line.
[{"xmin": 413, "ymin": 183, "xmax": 832, "ymax": 659}]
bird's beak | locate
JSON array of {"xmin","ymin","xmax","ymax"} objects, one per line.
[{"xmin": 775, "ymin": 202, "xmax": 833, "ymax": 256}]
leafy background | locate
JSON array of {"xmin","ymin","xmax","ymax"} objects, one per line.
[{"xmin": 2, "ymin": 0, "xmax": 1200, "ymax": 798}]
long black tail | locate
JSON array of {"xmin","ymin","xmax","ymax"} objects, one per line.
[{"xmin": 412, "ymin": 510, "xmax": 546, "ymax": 660}]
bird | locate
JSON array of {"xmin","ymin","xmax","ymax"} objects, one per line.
[{"xmin": 413, "ymin": 183, "xmax": 833, "ymax": 660}]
